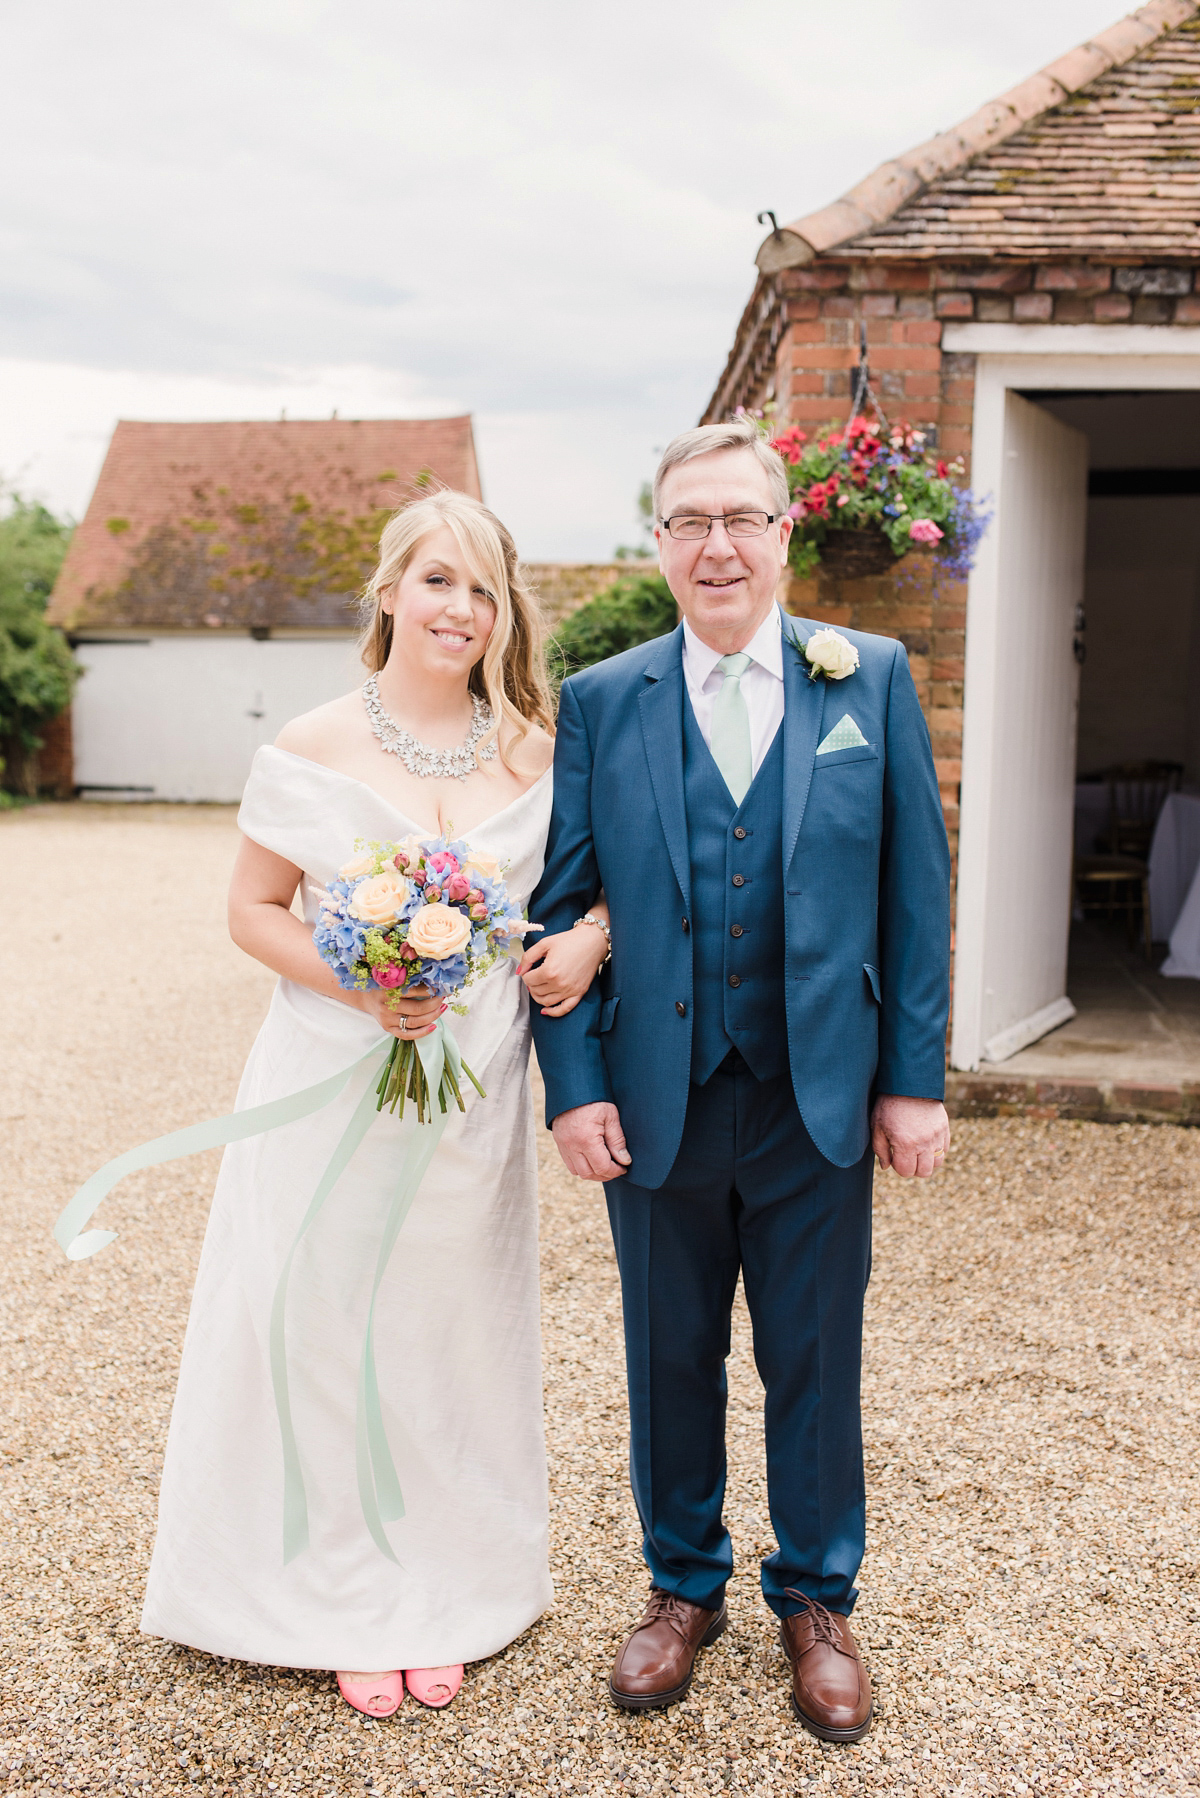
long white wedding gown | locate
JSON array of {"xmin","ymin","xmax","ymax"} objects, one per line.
[{"xmin": 141, "ymin": 745, "xmax": 555, "ymax": 1671}]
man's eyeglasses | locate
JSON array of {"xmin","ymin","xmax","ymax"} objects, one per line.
[{"xmin": 661, "ymin": 511, "xmax": 775, "ymax": 540}]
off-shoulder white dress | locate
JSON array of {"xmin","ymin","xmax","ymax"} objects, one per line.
[{"xmin": 141, "ymin": 746, "xmax": 555, "ymax": 1671}]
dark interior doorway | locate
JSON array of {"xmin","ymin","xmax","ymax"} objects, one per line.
[{"xmin": 1006, "ymin": 390, "xmax": 1200, "ymax": 1085}]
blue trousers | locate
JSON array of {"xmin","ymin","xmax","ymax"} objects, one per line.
[{"xmin": 605, "ymin": 1051, "xmax": 874, "ymax": 1619}]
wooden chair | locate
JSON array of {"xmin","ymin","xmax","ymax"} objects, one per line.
[
  {"xmin": 1073, "ymin": 854, "xmax": 1153, "ymax": 958},
  {"xmin": 1098, "ymin": 761, "xmax": 1183, "ymax": 860}
]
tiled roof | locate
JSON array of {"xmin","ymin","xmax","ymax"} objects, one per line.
[
  {"xmin": 757, "ymin": 0, "xmax": 1200, "ymax": 268},
  {"xmin": 49, "ymin": 416, "xmax": 480, "ymax": 630}
]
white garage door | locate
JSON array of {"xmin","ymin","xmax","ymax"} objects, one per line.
[{"xmin": 72, "ymin": 635, "xmax": 363, "ymax": 802}]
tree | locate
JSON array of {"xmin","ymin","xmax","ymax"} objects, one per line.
[
  {"xmin": 613, "ymin": 481, "xmax": 655, "ymax": 560},
  {"xmin": 0, "ymin": 492, "xmax": 78, "ymax": 795},
  {"xmin": 547, "ymin": 571, "xmax": 677, "ymax": 690}
]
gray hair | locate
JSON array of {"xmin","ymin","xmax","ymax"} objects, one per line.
[{"xmin": 652, "ymin": 418, "xmax": 789, "ymax": 522}]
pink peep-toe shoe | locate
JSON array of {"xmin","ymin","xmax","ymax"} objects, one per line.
[
  {"xmin": 336, "ymin": 1670, "xmax": 405, "ymax": 1717},
  {"xmin": 404, "ymin": 1665, "xmax": 463, "ymax": 1708}
]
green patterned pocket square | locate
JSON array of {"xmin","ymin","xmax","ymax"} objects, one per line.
[{"xmin": 816, "ymin": 714, "xmax": 869, "ymax": 755}]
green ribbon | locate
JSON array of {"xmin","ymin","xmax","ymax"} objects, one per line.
[{"xmin": 53, "ymin": 1019, "xmax": 466, "ymax": 1564}]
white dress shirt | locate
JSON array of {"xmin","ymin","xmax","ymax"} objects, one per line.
[{"xmin": 682, "ymin": 605, "xmax": 785, "ymax": 779}]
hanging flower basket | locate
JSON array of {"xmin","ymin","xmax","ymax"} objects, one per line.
[
  {"xmin": 768, "ymin": 417, "xmax": 990, "ymax": 582},
  {"xmin": 812, "ymin": 525, "xmax": 898, "ymax": 580}
]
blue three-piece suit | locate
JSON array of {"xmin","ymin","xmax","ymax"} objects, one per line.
[{"xmin": 531, "ymin": 610, "xmax": 951, "ymax": 1618}]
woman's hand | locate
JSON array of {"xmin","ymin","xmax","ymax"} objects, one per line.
[
  {"xmin": 520, "ymin": 924, "xmax": 609, "ymax": 1017},
  {"xmin": 357, "ymin": 984, "xmax": 444, "ymax": 1040}
]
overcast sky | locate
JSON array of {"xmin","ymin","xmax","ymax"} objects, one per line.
[{"xmin": 3, "ymin": 0, "xmax": 1133, "ymax": 559}]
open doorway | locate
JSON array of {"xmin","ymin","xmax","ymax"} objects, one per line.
[{"xmin": 990, "ymin": 389, "xmax": 1200, "ymax": 1084}]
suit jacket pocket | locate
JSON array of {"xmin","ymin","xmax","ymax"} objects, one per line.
[
  {"xmin": 863, "ymin": 963, "xmax": 882, "ymax": 1004},
  {"xmin": 600, "ymin": 995, "xmax": 621, "ymax": 1033},
  {"xmin": 813, "ymin": 743, "xmax": 879, "ymax": 770}
]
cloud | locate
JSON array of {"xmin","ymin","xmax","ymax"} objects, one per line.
[{"xmin": 1, "ymin": 0, "xmax": 1128, "ymax": 556}]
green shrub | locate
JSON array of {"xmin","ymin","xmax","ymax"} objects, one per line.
[
  {"xmin": 0, "ymin": 494, "xmax": 79, "ymax": 793},
  {"xmin": 547, "ymin": 573, "xmax": 677, "ymax": 690}
]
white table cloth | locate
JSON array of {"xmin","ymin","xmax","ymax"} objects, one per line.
[{"xmin": 1151, "ymin": 792, "xmax": 1200, "ymax": 977}]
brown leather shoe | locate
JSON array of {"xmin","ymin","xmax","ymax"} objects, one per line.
[
  {"xmin": 779, "ymin": 1592, "xmax": 872, "ymax": 1742},
  {"xmin": 609, "ymin": 1588, "xmax": 727, "ymax": 1710}
]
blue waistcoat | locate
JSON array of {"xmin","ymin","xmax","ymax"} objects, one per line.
[{"xmin": 683, "ymin": 694, "xmax": 789, "ymax": 1086}]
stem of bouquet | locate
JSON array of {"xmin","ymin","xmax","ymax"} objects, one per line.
[{"xmin": 373, "ymin": 1028, "xmax": 483, "ymax": 1121}]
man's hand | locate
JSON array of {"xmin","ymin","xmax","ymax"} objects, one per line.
[
  {"xmin": 551, "ymin": 1101, "xmax": 632, "ymax": 1182},
  {"xmin": 870, "ymin": 1094, "xmax": 950, "ymax": 1178}
]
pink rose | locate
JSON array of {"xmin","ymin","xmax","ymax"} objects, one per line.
[
  {"xmin": 412, "ymin": 868, "xmax": 426, "ymax": 885},
  {"xmin": 426, "ymin": 885, "xmax": 442, "ymax": 903},
  {"xmin": 400, "ymin": 943, "xmax": 418, "ymax": 962},
  {"xmin": 469, "ymin": 902, "xmax": 488, "ymax": 921},
  {"xmin": 373, "ymin": 964, "xmax": 404, "ymax": 988},
  {"xmin": 908, "ymin": 517, "xmax": 944, "ymax": 545},
  {"xmin": 467, "ymin": 887, "xmax": 483, "ymax": 904},
  {"xmin": 427, "ymin": 851, "xmax": 459, "ymax": 875}
]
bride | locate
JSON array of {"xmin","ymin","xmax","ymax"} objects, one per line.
[{"xmin": 140, "ymin": 489, "xmax": 610, "ymax": 1715}]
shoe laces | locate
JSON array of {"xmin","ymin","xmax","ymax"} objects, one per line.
[
  {"xmin": 783, "ymin": 1590, "xmax": 850, "ymax": 1655},
  {"xmin": 642, "ymin": 1588, "xmax": 704, "ymax": 1642}
]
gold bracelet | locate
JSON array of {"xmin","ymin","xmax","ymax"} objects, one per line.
[{"xmin": 574, "ymin": 912, "xmax": 612, "ymax": 964}]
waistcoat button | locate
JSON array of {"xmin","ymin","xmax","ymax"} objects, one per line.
[
  {"xmin": 730, "ymin": 924, "xmax": 744, "ymax": 938},
  {"xmin": 675, "ymin": 1000, "xmax": 686, "ymax": 1016},
  {"xmin": 728, "ymin": 974, "xmax": 741, "ymax": 988},
  {"xmin": 731, "ymin": 874, "xmax": 745, "ymax": 887},
  {"xmin": 733, "ymin": 826, "xmax": 747, "ymax": 839},
  {"xmin": 681, "ymin": 917, "xmax": 689, "ymax": 933}
]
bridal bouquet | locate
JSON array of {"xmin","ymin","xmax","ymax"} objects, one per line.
[{"xmin": 314, "ymin": 834, "xmax": 540, "ymax": 1122}]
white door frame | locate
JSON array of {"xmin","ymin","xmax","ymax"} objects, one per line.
[{"xmin": 942, "ymin": 323, "xmax": 1200, "ymax": 1071}]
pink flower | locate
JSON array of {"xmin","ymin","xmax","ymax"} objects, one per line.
[
  {"xmin": 392, "ymin": 852, "xmax": 408, "ymax": 870},
  {"xmin": 373, "ymin": 965, "xmax": 404, "ymax": 988},
  {"xmin": 908, "ymin": 517, "xmax": 944, "ymax": 545},
  {"xmin": 412, "ymin": 868, "xmax": 426, "ymax": 885},
  {"xmin": 446, "ymin": 872, "xmax": 471, "ymax": 902},
  {"xmin": 467, "ymin": 887, "xmax": 483, "ymax": 904},
  {"xmin": 469, "ymin": 902, "xmax": 488, "ymax": 921},
  {"xmin": 836, "ymin": 493, "xmax": 850, "ymax": 508},
  {"xmin": 426, "ymin": 885, "xmax": 442, "ymax": 903},
  {"xmin": 427, "ymin": 851, "xmax": 460, "ymax": 875},
  {"xmin": 400, "ymin": 943, "xmax": 418, "ymax": 961},
  {"xmin": 787, "ymin": 501, "xmax": 804, "ymax": 519}
]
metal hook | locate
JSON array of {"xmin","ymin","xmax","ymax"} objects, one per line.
[{"xmin": 756, "ymin": 210, "xmax": 781, "ymax": 237}]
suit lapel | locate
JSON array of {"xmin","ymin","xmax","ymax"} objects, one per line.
[
  {"xmin": 781, "ymin": 613, "xmax": 826, "ymax": 875},
  {"xmin": 638, "ymin": 626, "xmax": 691, "ymax": 910}
]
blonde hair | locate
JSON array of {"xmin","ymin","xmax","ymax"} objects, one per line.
[
  {"xmin": 652, "ymin": 418, "xmax": 789, "ymax": 520},
  {"xmin": 359, "ymin": 489, "xmax": 554, "ymax": 766}
]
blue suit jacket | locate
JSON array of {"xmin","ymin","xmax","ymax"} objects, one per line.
[{"xmin": 530, "ymin": 610, "xmax": 952, "ymax": 1185}]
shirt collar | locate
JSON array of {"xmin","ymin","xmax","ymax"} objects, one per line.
[{"xmin": 683, "ymin": 603, "xmax": 784, "ymax": 686}]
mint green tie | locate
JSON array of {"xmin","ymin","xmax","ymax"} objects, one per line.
[{"xmin": 710, "ymin": 652, "xmax": 753, "ymax": 805}]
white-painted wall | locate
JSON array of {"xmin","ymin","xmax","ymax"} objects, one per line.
[{"xmin": 72, "ymin": 634, "xmax": 363, "ymax": 802}]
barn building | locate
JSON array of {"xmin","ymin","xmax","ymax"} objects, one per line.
[{"xmin": 705, "ymin": 0, "xmax": 1200, "ymax": 1108}]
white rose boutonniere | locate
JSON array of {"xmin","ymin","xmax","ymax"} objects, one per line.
[{"xmin": 797, "ymin": 626, "xmax": 860, "ymax": 683}]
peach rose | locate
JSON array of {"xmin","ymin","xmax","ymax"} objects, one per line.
[
  {"xmin": 463, "ymin": 847, "xmax": 502, "ymax": 883},
  {"xmin": 348, "ymin": 869, "xmax": 411, "ymax": 924},
  {"xmin": 339, "ymin": 851, "xmax": 376, "ymax": 881},
  {"xmin": 405, "ymin": 901, "xmax": 472, "ymax": 959}
]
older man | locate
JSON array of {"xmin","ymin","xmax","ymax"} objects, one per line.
[{"xmin": 531, "ymin": 419, "xmax": 951, "ymax": 1739}]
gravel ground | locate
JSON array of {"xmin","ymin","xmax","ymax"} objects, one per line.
[{"xmin": 1, "ymin": 802, "xmax": 1198, "ymax": 1798}]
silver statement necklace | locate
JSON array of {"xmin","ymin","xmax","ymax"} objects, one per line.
[{"xmin": 362, "ymin": 674, "xmax": 498, "ymax": 781}]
